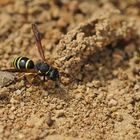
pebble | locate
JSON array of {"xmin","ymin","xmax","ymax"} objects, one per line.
[
  {"xmin": 108, "ymin": 99, "xmax": 118, "ymax": 107},
  {"xmin": 15, "ymin": 90, "xmax": 22, "ymax": 95},
  {"xmin": 27, "ymin": 115, "xmax": 44, "ymax": 128},
  {"xmin": 75, "ymin": 93, "xmax": 83, "ymax": 101},
  {"xmin": 10, "ymin": 98, "xmax": 18, "ymax": 104},
  {"xmin": 55, "ymin": 110, "xmax": 65, "ymax": 118},
  {"xmin": 86, "ymin": 82, "xmax": 93, "ymax": 88},
  {"xmin": 92, "ymin": 81, "xmax": 101, "ymax": 88},
  {"xmin": 0, "ymin": 71, "xmax": 16, "ymax": 87},
  {"xmin": 134, "ymin": 84, "xmax": 140, "ymax": 90},
  {"xmin": 0, "ymin": 125, "xmax": 4, "ymax": 133},
  {"xmin": 56, "ymin": 104, "xmax": 64, "ymax": 110},
  {"xmin": 76, "ymin": 32, "xmax": 85, "ymax": 42},
  {"xmin": 17, "ymin": 133, "xmax": 25, "ymax": 139},
  {"xmin": 133, "ymin": 67, "xmax": 140, "ymax": 76},
  {"xmin": 8, "ymin": 114, "xmax": 15, "ymax": 120},
  {"xmin": 46, "ymin": 112, "xmax": 54, "ymax": 127},
  {"xmin": 134, "ymin": 92, "xmax": 140, "ymax": 101}
]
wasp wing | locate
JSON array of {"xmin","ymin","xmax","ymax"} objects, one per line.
[
  {"xmin": 32, "ymin": 23, "xmax": 46, "ymax": 62},
  {"xmin": 0, "ymin": 69, "xmax": 37, "ymax": 73}
]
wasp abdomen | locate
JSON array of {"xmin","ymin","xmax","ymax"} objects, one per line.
[{"xmin": 13, "ymin": 57, "xmax": 34, "ymax": 70}]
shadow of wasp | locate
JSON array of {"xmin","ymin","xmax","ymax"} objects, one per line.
[{"xmin": 2, "ymin": 23, "xmax": 60, "ymax": 88}]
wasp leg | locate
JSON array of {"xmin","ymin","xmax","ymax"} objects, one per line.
[
  {"xmin": 22, "ymin": 73, "xmax": 39, "ymax": 87},
  {"xmin": 13, "ymin": 74, "xmax": 30, "ymax": 88},
  {"xmin": 24, "ymin": 75, "xmax": 32, "ymax": 88},
  {"xmin": 43, "ymin": 76, "xmax": 46, "ymax": 82}
]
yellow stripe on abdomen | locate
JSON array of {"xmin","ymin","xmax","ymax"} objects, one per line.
[
  {"xmin": 17, "ymin": 57, "xmax": 22, "ymax": 69},
  {"xmin": 25, "ymin": 59, "xmax": 30, "ymax": 69},
  {"xmin": 12, "ymin": 57, "xmax": 19, "ymax": 69}
]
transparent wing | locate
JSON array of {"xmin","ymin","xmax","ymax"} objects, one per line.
[
  {"xmin": 1, "ymin": 69, "xmax": 37, "ymax": 73},
  {"xmin": 32, "ymin": 23, "xmax": 46, "ymax": 62}
]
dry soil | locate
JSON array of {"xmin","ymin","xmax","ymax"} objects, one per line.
[{"xmin": 0, "ymin": 0, "xmax": 140, "ymax": 140}]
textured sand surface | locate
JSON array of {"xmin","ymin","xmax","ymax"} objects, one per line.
[{"xmin": 0, "ymin": 0, "xmax": 140, "ymax": 140}]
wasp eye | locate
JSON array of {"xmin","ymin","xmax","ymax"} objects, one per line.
[{"xmin": 50, "ymin": 69, "xmax": 59, "ymax": 81}]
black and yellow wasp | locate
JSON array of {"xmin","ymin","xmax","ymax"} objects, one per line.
[{"xmin": 2, "ymin": 23, "xmax": 60, "ymax": 86}]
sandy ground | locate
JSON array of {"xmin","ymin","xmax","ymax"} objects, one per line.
[{"xmin": 0, "ymin": 0, "xmax": 140, "ymax": 140}]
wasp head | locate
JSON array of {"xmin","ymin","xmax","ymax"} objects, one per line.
[{"xmin": 49, "ymin": 68, "xmax": 59, "ymax": 81}]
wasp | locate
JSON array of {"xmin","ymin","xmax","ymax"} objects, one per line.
[{"xmin": 2, "ymin": 23, "xmax": 60, "ymax": 87}]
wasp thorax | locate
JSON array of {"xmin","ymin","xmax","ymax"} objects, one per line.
[
  {"xmin": 35, "ymin": 62, "xmax": 59, "ymax": 81},
  {"xmin": 35, "ymin": 62, "xmax": 50, "ymax": 75}
]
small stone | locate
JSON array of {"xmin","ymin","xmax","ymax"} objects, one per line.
[
  {"xmin": 46, "ymin": 112, "xmax": 54, "ymax": 127},
  {"xmin": 77, "ymin": 73, "xmax": 83, "ymax": 80},
  {"xmin": 10, "ymin": 106, "xmax": 16, "ymax": 111},
  {"xmin": 86, "ymin": 82, "xmax": 94, "ymax": 88},
  {"xmin": 134, "ymin": 92, "xmax": 140, "ymax": 101},
  {"xmin": 75, "ymin": 93, "xmax": 83, "ymax": 100},
  {"xmin": 0, "ymin": 125, "xmax": 4, "ymax": 133},
  {"xmin": 55, "ymin": 110, "xmax": 65, "ymax": 118},
  {"xmin": 124, "ymin": 43, "xmax": 136, "ymax": 57},
  {"xmin": 134, "ymin": 84, "xmax": 140, "ymax": 90},
  {"xmin": 108, "ymin": 99, "xmax": 118, "ymax": 107},
  {"xmin": 10, "ymin": 97, "xmax": 19, "ymax": 104},
  {"xmin": 133, "ymin": 67, "xmax": 140, "ymax": 75},
  {"xmin": 76, "ymin": 32, "xmax": 85, "ymax": 42},
  {"xmin": 0, "ymin": 71, "xmax": 16, "ymax": 87},
  {"xmin": 15, "ymin": 90, "xmax": 22, "ymax": 94},
  {"xmin": 92, "ymin": 80, "xmax": 101, "ymax": 88},
  {"xmin": 27, "ymin": 115, "xmax": 44, "ymax": 128},
  {"xmin": 8, "ymin": 114, "xmax": 15, "ymax": 120},
  {"xmin": 17, "ymin": 133, "xmax": 25, "ymax": 139},
  {"xmin": 56, "ymin": 104, "xmax": 64, "ymax": 110}
]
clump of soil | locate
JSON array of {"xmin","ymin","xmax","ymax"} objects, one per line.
[{"xmin": 0, "ymin": 0, "xmax": 140, "ymax": 140}]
